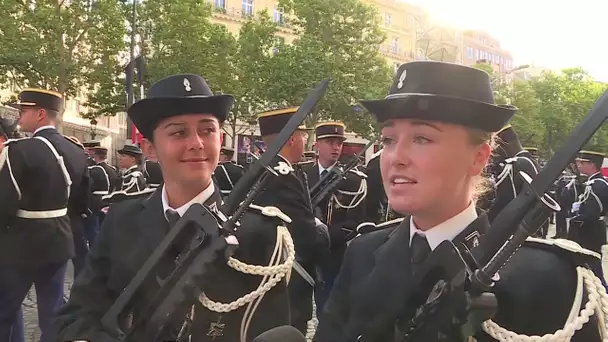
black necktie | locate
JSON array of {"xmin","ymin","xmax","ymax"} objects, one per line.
[
  {"xmin": 411, "ymin": 233, "xmax": 431, "ymax": 272},
  {"xmin": 165, "ymin": 209, "xmax": 181, "ymax": 227},
  {"xmin": 321, "ymin": 169, "xmax": 328, "ymax": 178}
]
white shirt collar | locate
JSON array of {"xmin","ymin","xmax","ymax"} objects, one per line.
[
  {"xmin": 161, "ymin": 182, "xmax": 215, "ymax": 218},
  {"xmin": 34, "ymin": 125, "xmax": 56, "ymax": 135},
  {"xmin": 409, "ymin": 201, "xmax": 478, "ymax": 250},
  {"xmin": 319, "ymin": 162, "xmax": 337, "ymax": 176}
]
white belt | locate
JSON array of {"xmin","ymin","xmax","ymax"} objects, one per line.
[
  {"xmin": 16, "ymin": 208, "xmax": 68, "ymax": 219},
  {"xmin": 220, "ymin": 190, "xmax": 231, "ymax": 194},
  {"xmin": 92, "ymin": 190, "xmax": 109, "ymax": 195}
]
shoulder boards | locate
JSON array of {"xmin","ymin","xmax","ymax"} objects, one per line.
[
  {"xmin": 524, "ymin": 237, "xmax": 601, "ymax": 260},
  {"xmin": 248, "ymin": 204, "xmax": 292, "ymax": 223}
]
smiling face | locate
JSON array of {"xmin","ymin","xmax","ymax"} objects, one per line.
[
  {"xmin": 148, "ymin": 113, "xmax": 221, "ymax": 190},
  {"xmin": 380, "ymin": 118, "xmax": 490, "ymax": 226}
]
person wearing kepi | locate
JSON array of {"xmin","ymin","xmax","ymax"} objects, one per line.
[
  {"xmin": 253, "ymin": 106, "xmax": 330, "ymax": 335},
  {"xmin": 55, "ymin": 74, "xmax": 296, "ymax": 342},
  {"xmin": 214, "ymin": 146, "xmax": 244, "ymax": 197},
  {"xmin": 314, "ymin": 61, "xmax": 608, "ymax": 342},
  {"xmin": 303, "ymin": 121, "xmax": 367, "ymax": 316},
  {"xmin": 116, "ymin": 144, "xmax": 146, "ymax": 193},
  {"xmin": 0, "ymin": 88, "xmax": 90, "ymax": 342},
  {"xmin": 568, "ymin": 150, "xmax": 608, "ymax": 255}
]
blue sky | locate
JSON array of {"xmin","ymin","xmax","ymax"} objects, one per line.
[{"xmin": 403, "ymin": 0, "xmax": 607, "ymax": 82}]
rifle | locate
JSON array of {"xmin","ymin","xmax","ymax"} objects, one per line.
[
  {"xmin": 359, "ymin": 90, "xmax": 608, "ymax": 341},
  {"xmin": 101, "ymin": 79, "xmax": 330, "ymax": 341},
  {"xmin": 309, "ymin": 138, "xmax": 376, "ymax": 208}
]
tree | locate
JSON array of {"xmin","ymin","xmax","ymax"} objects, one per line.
[
  {"xmin": 0, "ymin": 0, "xmax": 128, "ymax": 128},
  {"xmin": 272, "ymin": 0, "xmax": 393, "ymax": 139},
  {"xmin": 224, "ymin": 12, "xmax": 287, "ymax": 147}
]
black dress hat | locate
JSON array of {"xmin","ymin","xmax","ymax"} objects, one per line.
[
  {"xmin": 360, "ymin": 61, "xmax": 517, "ymax": 132},
  {"xmin": 523, "ymin": 147, "xmax": 538, "ymax": 155},
  {"xmin": 577, "ymin": 150, "xmax": 605, "ymax": 167},
  {"xmin": 91, "ymin": 146, "xmax": 109, "ymax": 157},
  {"xmin": 221, "ymin": 146, "xmax": 235, "ymax": 154},
  {"xmin": 117, "ymin": 144, "xmax": 143, "ymax": 157},
  {"xmin": 257, "ymin": 106, "xmax": 308, "ymax": 136},
  {"xmin": 82, "ymin": 141, "xmax": 101, "ymax": 148},
  {"xmin": 315, "ymin": 122, "xmax": 346, "ymax": 140},
  {"xmin": 9, "ymin": 88, "xmax": 64, "ymax": 112},
  {"xmin": 127, "ymin": 74, "xmax": 235, "ymax": 139}
]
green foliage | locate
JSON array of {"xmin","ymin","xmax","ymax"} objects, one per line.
[
  {"xmin": 0, "ymin": 0, "xmax": 128, "ymax": 123},
  {"xmin": 274, "ymin": 0, "xmax": 392, "ymax": 139},
  {"xmin": 472, "ymin": 63, "xmax": 608, "ymax": 156}
]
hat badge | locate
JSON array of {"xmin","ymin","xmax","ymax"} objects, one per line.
[
  {"xmin": 183, "ymin": 78, "xmax": 192, "ymax": 92},
  {"xmin": 397, "ymin": 69, "xmax": 407, "ymax": 89}
]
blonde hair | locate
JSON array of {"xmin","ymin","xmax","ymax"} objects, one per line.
[{"xmin": 467, "ymin": 128, "xmax": 496, "ymax": 202}]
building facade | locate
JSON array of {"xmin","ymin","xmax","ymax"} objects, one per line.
[{"xmin": 461, "ymin": 30, "xmax": 514, "ymax": 73}]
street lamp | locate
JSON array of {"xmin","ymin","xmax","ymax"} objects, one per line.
[
  {"xmin": 89, "ymin": 118, "xmax": 98, "ymax": 140},
  {"xmin": 247, "ymin": 119, "xmax": 257, "ymax": 166}
]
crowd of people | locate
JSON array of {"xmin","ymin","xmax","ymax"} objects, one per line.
[{"xmin": 1, "ymin": 61, "xmax": 607, "ymax": 342}]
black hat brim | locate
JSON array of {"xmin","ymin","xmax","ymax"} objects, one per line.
[
  {"xmin": 360, "ymin": 94, "xmax": 517, "ymax": 132},
  {"xmin": 128, "ymin": 95, "xmax": 235, "ymax": 139},
  {"xmin": 117, "ymin": 149, "xmax": 142, "ymax": 157}
]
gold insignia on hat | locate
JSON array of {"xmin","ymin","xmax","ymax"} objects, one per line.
[
  {"xmin": 183, "ymin": 78, "xmax": 192, "ymax": 92},
  {"xmin": 397, "ymin": 69, "xmax": 407, "ymax": 89}
]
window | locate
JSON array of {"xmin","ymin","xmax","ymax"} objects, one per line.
[
  {"xmin": 385, "ymin": 13, "xmax": 391, "ymax": 26},
  {"xmin": 273, "ymin": 6, "xmax": 283, "ymax": 24},
  {"xmin": 242, "ymin": 0, "xmax": 253, "ymax": 16},
  {"xmin": 214, "ymin": 0, "xmax": 225, "ymax": 9},
  {"xmin": 466, "ymin": 47, "xmax": 473, "ymax": 59},
  {"xmin": 391, "ymin": 37, "xmax": 399, "ymax": 53}
]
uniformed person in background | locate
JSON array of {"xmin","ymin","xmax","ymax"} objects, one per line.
[
  {"xmin": 485, "ymin": 125, "xmax": 541, "ymax": 230},
  {"xmin": 116, "ymin": 144, "xmax": 146, "ymax": 193},
  {"xmin": 213, "ymin": 146, "xmax": 244, "ymax": 197},
  {"xmin": 90, "ymin": 146, "xmax": 120, "ymax": 193},
  {"xmin": 0, "ymin": 88, "xmax": 89, "ymax": 342},
  {"xmin": 253, "ymin": 106, "xmax": 330, "ymax": 335},
  {"xmin": 82, "ymin": 141, "xmax": 101, "ymax": 167},
  {"xmin": 303, "ymin": 121, "xmax": 367, "ymax": 317},
  {"xmin": 315, "ymin": 61, "xmax": 607, "ymax": 342},
  {"xmin": 0, "ymin": 116, "xmax": 21, "ymax": 147},
  {"xmin": 569, "ymin": 150, "xmax": 608, "ymax": 254},
  {"xmin": 140, "ymin": 139, "xmax": 164, "ymax": 189}
]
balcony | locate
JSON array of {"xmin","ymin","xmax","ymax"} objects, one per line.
[
  {"xmin": 378, "ymin": 45, "xmax": 415, "ymax": 61},
  {"xmin": 210, "ymin": 4, "xmax": 293, "ymax": 31}
]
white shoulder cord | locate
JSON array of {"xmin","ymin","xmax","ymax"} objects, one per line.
[
  {"xmin": 495, "ymin": 158, "xmax": 519, "ymax": 200},
  {"xmin": 331, "ymin": 176, "xmax": 368, "ymax": 210},
  {"xmin": 578, "ymin": 178, "xmax": 608, "ymax": 214},
  {"xmin": 482, "ymin": 267, "xmax": 608, "ymax": 341},
  {"xmin": 197, "ymin": 224, "xmax": 295, "ymax": 342},
  {"xmin": 220, "ymin": 164, "xmax": 235, "ymax": 189},
  {"xmin": 0, "ymin": 145, "xmax": 22, "ymax": 200},
  {"xmin": 34, "ymin": 136, "xmax": 73, "ymax": 199}
]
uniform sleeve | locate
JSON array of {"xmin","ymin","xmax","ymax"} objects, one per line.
[
  {"xmin": 313, "ymin": 238, "xmax": 357, "ymax": 342},
  {"xmin": 0, "ymin": 144, "xmax": 26, "ymax": 225},
  {"xmin": 53, "ymin": 206, "xmax": 121, "ymax": 342}
]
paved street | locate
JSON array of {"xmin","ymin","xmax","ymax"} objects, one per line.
[{"xmin": 20, "ymin": 224, "xmax": 605, "ymax": 341}]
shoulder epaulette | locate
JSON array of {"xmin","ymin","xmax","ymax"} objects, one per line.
[{"xmin": 525, "ymin": 237, "xmax": 601, "ymax": 260}]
